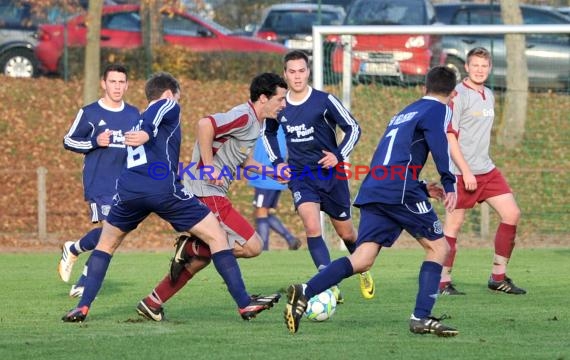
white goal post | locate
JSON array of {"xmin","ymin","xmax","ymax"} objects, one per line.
[{"xmin": 312, "ymin": 24, "xmax": 570, "ymax": 105}]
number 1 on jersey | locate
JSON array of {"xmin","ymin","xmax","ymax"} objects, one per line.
[{"xmin": 382, "ymin": 128, "xmax": 398, "ymax": 165}]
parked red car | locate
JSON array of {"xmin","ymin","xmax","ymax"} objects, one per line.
[
  {"xmin": 35, "ymin": 4, "xmax": 287, "ymax": 74},
  {"xmin": 330, "ymin": 0, "xmax": 446, "ymax": 84}
]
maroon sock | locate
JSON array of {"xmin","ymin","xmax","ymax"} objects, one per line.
[
  {"xmin": 146, "ymin": 270, "xmax": 194, "ymax": 307},
  {"xmin": 443, "ymin": 235, "xmax": 457, "ymax": 268},
  {"xmin": 494, "ymin": 223, "xmax": 517, "ymax": 258},
  {"xmin": 185, "ymin": 236, "xmax": 212, "ymax": 258}
]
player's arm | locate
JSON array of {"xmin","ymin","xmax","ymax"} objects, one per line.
[
  {"xmin": 242, "ymin": 153, "xmax": 289, "ymax": 183},
  {"xmin": 325, "ymin": 94, "xmax": 361, "ymax": 163},
  {"xmin": 447, "ymin": 134, "xmax": 476, "ymax": 191},
  {"xmin": 422, "ymin": 108, "xmax": 456, "ymax": 198},
  {"xmin": 262, "ymin": 118, "xmax": 284, "ymax": 166},
  {"xmin": 196, "ymin": 116, "xmax": 223, "ymax": 186},
  {"xmin": 63, "ymin": 109, "xmax": 106, "ymax": 153}
]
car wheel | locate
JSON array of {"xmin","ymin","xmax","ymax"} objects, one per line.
[
  {"xmin": 446, "ymin": 57, "xmax": 466, "ymax": 84},
  {"xmin": 0, "ymin": 49, "xmax": 38, "ymax": 78}
]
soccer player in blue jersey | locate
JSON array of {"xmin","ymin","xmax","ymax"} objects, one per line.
[
  {"xmin": 263, "ymin": 50, "xmax": 374, "ymax": 301},
  {"xmin": 58, "ymin": 64, "xmax": 140, "ymax": 298},
  {"xmin": 249, "ymin": 129, "xmax": 301, "ymax": 251},
  {"xmin": 283, "ymin": 66, "xmax": 460, "ymax": 336},
  {"xmin": 62, "ymin": 72, "xmax": 280, "ymax": 322}
]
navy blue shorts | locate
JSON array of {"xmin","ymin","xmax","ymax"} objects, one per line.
[
  {"xmin": 88, "ymin": 195, "xmax": 114, "ymax": 223},
  {"xmin": 253, "ymin": 188, "xmax": 281, "ymax": 209},
  {"xmin": 356, "ymin": 201, "xmax": 444, "ymax": 247},
  {"xmin": 107, "ymin": 191, "xmax": 211, "ymax": 233},
  {"xmin": 288, "ymin": 170, "xmax": 351, "ymax": 220}
]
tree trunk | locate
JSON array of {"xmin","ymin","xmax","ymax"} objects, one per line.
[
  {"xmin": 83, "ymin": 0, "xmax": 103, "ymax": 105},
  {"xmin": 499, "ymin": 0, "xmax": 528, "ymax": 149},
  {"xmin": 140, "ymin": 0, "xmax": 162, "ymax": 77}
]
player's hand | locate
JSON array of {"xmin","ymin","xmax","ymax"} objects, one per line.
[
  {"xmin": 124, "ymin": 130, "xmax": 150, "ymax": 147},
  {"xmin": 275, "ymin": 163, "xmax": 291, "ymax": 183},
  {"xmin": 206, "ymin": 167, "xmax": 224, "ymax": 186},
  {"xmin": 444, "ymin": 191, "xmax": 457, "ymax": 213},
  {"xmin": 462, "ymin": 172, "xmax": 477, "ymax": 192},
  {"xmin": 318, "ymin": 150, "xmax": 338, "ymax": 169},
  {"xmin": 96, "ymin": 130, "xmax": 112, "ymax": 147},
  {"xmin": 427, "ymin": 182, "xmax": 444, "ymax": 201}
]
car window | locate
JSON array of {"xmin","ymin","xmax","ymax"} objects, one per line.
[
  {"xmin": 163, "ymin": 13, "xmax": 209, "ymax": 36},
  {"xmin": 102, "ymin": 11, "xmax": 141, "ymax": 31},
  {"xmin": 452, "ymin": 9, "xmax": 502, "ymax": 25},
  {"xmin": 522, "ymin": 8, "xmax": 569, "ymax": 24},
  {"xmin": 346, "ymin": 0, "xmax": 426, "ymax": 25},
  {"xmin": 0, "ymin": 2, "xmax": 32, "ymax": 27},
  {"xmin": 262, "ymin": 9, "xmax": 343, "ymax": 34}
]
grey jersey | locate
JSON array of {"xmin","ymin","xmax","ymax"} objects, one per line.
[
  {"xmin": 184, "ymin": 101, "xmax": 260, "ymax": 197},
  {"xmin": 447, "ymin": 81, "xmax": 496, "ymax": 175}
]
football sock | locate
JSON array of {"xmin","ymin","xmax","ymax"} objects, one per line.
[
  {"xmin": 413, "ymin": 261, "xmax": 442, "ymax": 319},
  {"xmin": 343, "ymin": 240, "xmax": 356, "ymax": 254},
  {"xmin": 494, "ymin": 223, "xmax": 516, "ymax": 258},
  {"xmin": 256, "ymin": 217, "xmax": 270, "ymax": 250},
  {"xmin": 147, "ymin": 270, "xmax": 194, "ymax": 307},
  {"xmin": 78, "ymin": 250, "xmax": 112, "ymax": 308},
  {"xmin": 491, "ymin": 254, "xmax": 508, "ymax": 281},
  {"xmin": 306, "ymin": 257, "xmax": 353, "ymax": 299},
  {"xmin": 307, "ymin": 235, "xmax": 331, "ymax": 270},
  {"xmin": 211, "ymin": 249, "xmax": 250, "ymax": 308},
  {"xmin": 76, "ymin": 227, "xmax": 102, "ymax": 254},
  {"xmin": 75, "ymin": 263, "xmax": 88, "ymax": 287},
  {"xmin": 267, "ymin": 214, "xmax": 296, "ymax": 245},
  {"xmin": 184, "ymin": 236, "xmax": 211, "ymax": 258}
]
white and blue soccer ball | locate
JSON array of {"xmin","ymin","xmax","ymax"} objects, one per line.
[{"xmin": 304, "ymin": 289, "xmax": 337, "ymax": 322}]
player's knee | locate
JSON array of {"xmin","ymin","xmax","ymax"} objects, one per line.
[
  {"xmin": 502, "ymin": 206, "xmax": 521, "ymax": 225},
  {"xmin": 237, "ymin": 234, "xmax": 263, "ymax": 258}
]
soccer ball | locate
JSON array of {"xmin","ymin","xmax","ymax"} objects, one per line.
[{"xmin": 304, "ymin": 289, "xmax": 337, "ymax": 321}]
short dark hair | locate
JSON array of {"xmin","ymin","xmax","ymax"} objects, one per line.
[
  {"xmin": 250, "ymin": 73, "xmax": 287, "ymax": 102},
  {"xmin": 283, "ymin": 50, "xmax": 309, "ymax": 70},
  {"xmin": 425, "ymin": 66, "xmax": 456, "ymax": 96},
  {"xmin": 467, "ymin": 47, "xmax": 491, "ymax": 64},
  {"xmin": 102, "ymin": 64, "xmax": 128, "ymax": 80},
  {"xmin": 144, "ymin": 72, "xmax": 180, "ymax": 101}
]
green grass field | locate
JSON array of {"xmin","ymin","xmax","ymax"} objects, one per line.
[{"xmin": 0, "ymin": 248, "xmax": 568, "ymax": 360}]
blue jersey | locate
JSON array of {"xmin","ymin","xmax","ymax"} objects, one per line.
[
  {"xmin": 248, "ymin": 127, "xmax": 287, "ymax": 190},
  {"xmin": 117, "ymin": 99, "xmax": 183, "ymax": 200},
  {"xmin": 263, "ymin": 87, "xmax": 360, "ymax": 174},
  {"xmin": 63, "ymin": 99, "xmax": 140, "ymax": 201},
  {"xmin": 354, "ymin": 96, "xmax": 455, "ymax": 206}
]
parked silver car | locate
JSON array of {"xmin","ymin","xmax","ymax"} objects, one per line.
[{"xmin": 435, "ymin": 2, "xmax": 570, "ymax": 90}]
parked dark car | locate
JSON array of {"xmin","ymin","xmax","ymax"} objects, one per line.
[
  {"xmin": 435, "ymin": 2, "xmax": 570, "ymax": 90},
  {"xmin": 255, "ymin": 2, "xmax": 345, "ymax": 56},
  {"xmin": 35, "ymin": 4, "xmax": 287, "ymax": 75},
  {"xmin": 330, "ymin": 0, "xmax": 445, "ymax": 84}
]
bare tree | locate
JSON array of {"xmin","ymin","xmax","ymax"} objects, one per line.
[
  {"xmin": 83, "ymin": 0, "xmax": 104, "ymax": 104},
  {"xmin": 499, "ymin": 0, "xmax": 528, "ymax": 148}
]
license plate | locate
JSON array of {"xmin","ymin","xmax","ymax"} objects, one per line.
[
  {"xmin": 360, "ymin": 62, "xmax": 400, "ymax": 76},
  {"xmin": 285, "ymin": 39, "xmax": 312, "ymax": 50}
]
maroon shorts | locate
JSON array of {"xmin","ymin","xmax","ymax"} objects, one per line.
[
  {"xmin": 198, "ymin": 196, "xmax": 255, "ymax": 246},
  {"xmin": 456, "ymin": 168, "xmax": 512, "ymax": 209}
]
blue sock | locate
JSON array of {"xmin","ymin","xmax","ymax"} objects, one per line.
[
  {"xmin": 211, "ymin": 249, "xmax": 250, "ymax": 308},
  {"xmin": 413, "ymin": 261, "xmax": 443, "ymax": 319},
  {"xmin": 78, "ymin": 250, "xmax": 112, "ymax": 308},
  {"xmin": 307, "ymin": 236, "xmax": 331, "ymax": 270},
  {"xmin": 77, "ymin": 227, "xmax": 102, "ymax": 253},
  {"xmin": 255, "ymin": 218, "xmax": 270, "ymax": 250},
  {"xmin": 306, "ymin": 257, "xmax": 354, "ymax": 299},
  {"xmin": 343, "ymin": 239, "xmax": 357, "ymax": 254},
  {"xmin": 267, "ymin": 214, "xmax": 296, "ymax": 245},
  {"xmin": 75, "ymin": 263, "xmax": 88, "ymax": 287}
]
